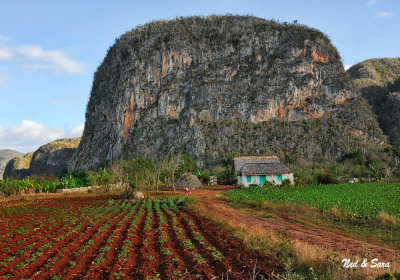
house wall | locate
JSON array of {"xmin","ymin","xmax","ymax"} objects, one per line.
[{"xmin": 238, "ymin": 173, "xmax": 294, "ymax": 187}]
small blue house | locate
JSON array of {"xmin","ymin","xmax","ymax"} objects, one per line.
[{"xmin": 234, "ymin": 156, "xmax": 294, "ymax": 186}]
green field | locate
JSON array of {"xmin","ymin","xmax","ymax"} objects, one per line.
[{"xmin": 226, "ymin": 183, "xmax": 400, "ymax": 219}]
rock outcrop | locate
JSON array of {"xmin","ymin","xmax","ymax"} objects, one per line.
[
  {"xmin": 29, "ymin": 138, "xmax": 81, "ymax": 177},
  {"xmin": 0, "ymin": 149, "xmax": 23, "ymax": 180},
  {"xmin": 3, "ymin": 138, "xmax": 81, "ymax": 179},
  {"xmin": 70, "ymin": 15, "xmax": 386, "ymax": 171},
  {"xmin": 174, "ymin": 173, "xmax": 202, "ymax": 189},
  {"xmin": 3, "ymin": 152, "xmax": 33, "ymax": 179},
  {"xmin": 347, "ymin": 58, "xmax": 400, "ymax": 146}
]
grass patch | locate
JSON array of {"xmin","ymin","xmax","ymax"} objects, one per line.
[
  {"xmin": 229, "ymin": 199, "xmax": 400, "ymax": 251},
  {"xmin": 188, "ymin": 200, "xmax": 399, "ymax": 280}
]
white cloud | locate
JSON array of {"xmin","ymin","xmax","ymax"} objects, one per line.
[
  {"xmin": 0, "ymin": 35, "xmax": 85, "ymax": 75},
  {"xmin": 0, "ymin": 120, "xmax": 84, "ymax": 153},
  {"xmin": 0, "ymin": 47, "xmax": 13, "ymax": 60},
  {"xmin": 344, "ymin": 64, "xmax": 353, "ymax": 71},
  {"xmin": 376, "ymin": 11, "xmax": 395, "ymax": 18},
  {"xmin": 66, "ymin": 124, "xmax": 85, "ymax": 138},
  {"xmin": 0, "ymin": 72, "xmax": 10, "ymax": 88},
  {"xmin": 15, "ymin": 45, "xmax": 85, "ymax": 74}
]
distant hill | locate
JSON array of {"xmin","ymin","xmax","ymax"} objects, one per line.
[
  {"xmin": 0, "ymin": 149, "xmax": 23, "ymax": 180},
  {"xmin": 3, "ymin": 138, "xmax": 81, "ymax": 179},
  {"xmin": 347, "ymin": 58, "xmax": 400, "ymax": 147}
]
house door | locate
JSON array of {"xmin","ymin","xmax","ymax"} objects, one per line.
[
  {"xmin": 260, "ymin": 175, "xmax": 266, "ymax": 186},
  {"xmin": 277, "ymin": 174, "xmax": 282, "ymax": 182}
]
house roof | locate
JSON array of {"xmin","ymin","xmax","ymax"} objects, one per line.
[
  {"xmin": 234, "ymin": 156, "xmax": 291, "ymax": 175},
  {"xmin": 234, "ymin": 156, "xmax": 280, "ymax": 175},
  {"xmin": 240, "ymin": 162, "xmax": 291, "ymax": 174}
]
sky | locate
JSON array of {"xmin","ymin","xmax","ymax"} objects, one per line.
[{"xmin": 0, "ymin": 0, "xmax": 399, "ymax": 153}]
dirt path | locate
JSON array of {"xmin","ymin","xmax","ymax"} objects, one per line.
[{"xmin": 191, "ymin": 186, "xmax": 398, "ymax": 263}]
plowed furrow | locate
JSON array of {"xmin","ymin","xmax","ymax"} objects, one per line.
[
  {"xmin": 17, "ymin": 200, "xmax": 113, "ymax": 280},
  {"xmin": 61, "ymin": 212, "xmax": 126, "ymax": 279},
  {"xmin": 137, "ymin": 202, "xmax": 164, "ymax": 280},
  {"xmin": 30, "ymin": 202, "xmax": 124, "ymax": 280},
  {"xmin": 0, "ymin": 220, "xmax": 63, "ymax": 259},
  {"xmin": 164, "ymin": 209, "xmax": 215, "ymax": 279},
  {"xmin": 178, "ymin": 211, "xmax": 238, "ymax": 276},
  {"xmin": 183, "ymin": 209, "xmax": 279, "ymax": 279},
  {"xmin": 118, "ymin": 205, "xmax": 147, "ymax": 279},
  {"xmin": 0, "ymin": 201, "xmax": 107, "ymax": 261},
  {"xmin": 0, "ymin": 221, "xmax": 78, "ymax": 276},
  {"xmin": 84, "ymin": 202, "xmax": 140, "ymax": 279},
  {"xmin": 163, "ymin": 209, "xmax": 198, "ymax": 280}
]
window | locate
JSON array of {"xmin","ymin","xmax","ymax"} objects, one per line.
[{"xmin": 246, "ymin": 175, "xmax": 252, "ymax": 183}]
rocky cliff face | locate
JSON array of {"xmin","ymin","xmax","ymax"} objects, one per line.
[
  {"xmin": 0, "ymin": 149, "xmax": 23, "ymax": 179},
  {"xmin": 70, "ymin": 15, "xmax": 386, "ymax": 170},
  {"xmin": 347, "ymin": 58, "xmax": 400, "ymax": 147},
  {"xmin": 3, "ymin": 138, "xmax": 80, "ymax": 179}
]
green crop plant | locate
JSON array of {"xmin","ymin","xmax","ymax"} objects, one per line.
[
  {"xmin": 207, "ymin": 246, "xmax": 224, "ymax": 261},
  {"xmin": 114, "ymin": 272, "xmax": 126, "ymax": 280},
  {"xmin": 143, "ymin": 237, "xmax": 151, "ymax": 246},
  {"xmin": 144, "ymin": 200, "xmax": 153, "ymax": 231},
  {"xmin": 227, "ymin": 182, "xmax": 400, "ymax": 220},
  {"xmin": 161, "ymin": 248, "xmax": 172, "ymax": 256},
  {"xmin": 182, "ymin": 239, "xmax": 194, "ymax": 250},
  {"xmin": 192, "ymin": 253, "xmax": 206, "ymax": 265},
  {"xmin": 158, "ymin": 228, "xmax": 168, "ymax": 244},
  {"xmin": 0, "ymin": 175, "xmax": 90, "ymax": 197}
]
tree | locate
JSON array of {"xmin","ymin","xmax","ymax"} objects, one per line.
[
  {"xmin": 154, "ymin": 159, "xmax": 169, "ymax": 191},
  {"xmin": 168, "ymin": 155, "xmax": 183, "ymax": 193},
  {"xmin": 368, "ymin": 163, "xmax": 386, "ymax": 181},
  {"xmin": 123, "ymin": 157, "xmax": 154, "ymax": 189}
]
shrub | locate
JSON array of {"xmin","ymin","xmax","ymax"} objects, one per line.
[
  {"xmin": 294, "ymin": 170, "xmax": 316, "ymax": 186},
  {"xmin": 262, "ymin": 180, "xmax": 275, "ymax": 188},
  {"xmin": 375, "ymin": 272, "xmax": 393, "ymax": 280},
  {"xmin": 280, "ymin": 179, "xmax": 292, "ymax": 187},
  {"xmin": 316, "ymin": 172, "xmax": 339, "ymax": 185},
  {"xmin": 341, "ymin": 149, "xmax": 364, "ymax": 164}
]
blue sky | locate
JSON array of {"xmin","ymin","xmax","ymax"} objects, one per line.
[{"xmin": 0, "ymin": 0, "xmax": 399, "ymax": 152}]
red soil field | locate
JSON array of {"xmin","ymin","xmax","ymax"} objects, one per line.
[{"xmin": 0, "ymin": 197, "xmax": 282, "ymax": 279}]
